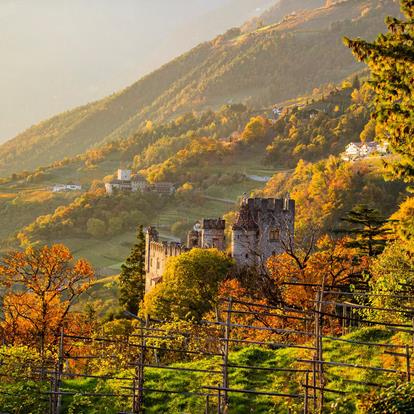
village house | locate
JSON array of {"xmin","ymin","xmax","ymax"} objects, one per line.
[
  {"xmin": 342, "ymin": 141, "xmax": 389, "ymax": 161},
  {"xmin": 52, "ymin": 183, "xmax": 82, "ymax": 192},
  {"xmin": 105, "ymin": 169, "xmax": 175, "ymax": 196},
  {"xmin": 105, "ymin": 169, "xmax": 149, "ymax": 194}
]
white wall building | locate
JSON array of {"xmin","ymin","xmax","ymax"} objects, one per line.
[
  {"xmin": 52, "ymin": 184, "xmax": 82, "ymax": 192},
  {"xmin": 105, "ymin": 170, "xmax": 149, "ymax": 195},
  {"xmin": 342, "ymin": 141, "xmax": 389, "ymax": 161},
  {"xmin": 117, "ymin": 169, "xmax": 131, "ymax": 181}
]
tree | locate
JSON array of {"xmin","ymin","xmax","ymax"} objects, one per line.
[
  {"xmin": 141, "ymin": 249, "xmax": 234, "ymax": 321},
  {"xmin": 345, "ymin": 1, "xmax": 414, "ymax": 186},
  {"xmin": 86, "ymin": 217, "xmax": 106, "ymax": 238},
  {"xmin": 0, "ymin": 244, "xmax": 94, "ymax": 359},
  {"xmin": 390, "ymin": 196, "xmax": 414, "ymax": 252},
  {"xmin": 241, "ymin": 116, "xmax": 271, "ymax": 144},
  {"xmin": 266, "ymin": 236, "xmax": 368, "ymax": 309},
  {"xmin": 335, "ymin": 205, "xmax": 392, "ymax": 256},
  {"xmin": 119, "ymin": 226, "xmax": 146, "ymax": 315},
  {"xmin": 367, "ymin": 240, "xmax": 414, "ymax": 322}
]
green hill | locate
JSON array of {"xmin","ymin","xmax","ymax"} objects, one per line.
[{"xmin": 0, "ymin": 0, "xmax": 400, "ymax": 176}]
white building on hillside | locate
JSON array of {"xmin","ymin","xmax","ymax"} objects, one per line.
[
  {"xmin": 342, "ymin": 141, "xmax": 389, "ymax": 161},
  {"xmin": 105, "ymin": 169, "xmax": 149, "ymax": 195},
  {"xmin": 52, "ymin": 184, "xmax": 82, "ymax": 192}
]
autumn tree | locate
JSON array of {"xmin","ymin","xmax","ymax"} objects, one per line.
[
  {"xmin": 119, "ymin": 225, "xmax": 146, "ymax": 315},
  {"xmin": 266, "ymin": 235, "xmax": 367, "ymax": 309},
  {"xmin": 389, "ymin": 196, "xmax": 414, "ymax": 252},
  {"xmin": 368, "ymin": 240, "xmax": 414, "ymax": 321},
  {"xmin": 141, "ymin": 249, "xmax": 234, "ymax": 321},
  {"xmin": 0, "ymin": 244, "xmax": 94, "ymax": 359},
  {"xmin": 345, "ymin": 1, "xmax": 414, "ymax": 185},
  {"xmin": 241, "ymin": 116, "xmax": 271, "ymax": 144}
]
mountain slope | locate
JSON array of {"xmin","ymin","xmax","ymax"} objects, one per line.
[
  {"xmin": 242, "ymin": 0, "xmax": 326, "ymax": 31},
  {"xmin": 0, "ymin": 0, "xmax": 400, "ymax": 176}
]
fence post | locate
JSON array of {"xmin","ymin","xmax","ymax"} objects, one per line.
[
  {"xmin": 222, "ymin": 297, "xmax": 232, "ymax": 413},
  {"xmin": 133, "ymin": 318, "xmax": 148, "ymax": 414},
  {"xmin": 314, "ymin": 289, "xmax": 325, "ymax": 414},
  {"xmin": 406, "ymin": 345, "xmax": 411, "ymax": 383},
  {"xmin": 303, "ymin": 370, "xmax": 309, "ymax": 414},
  {"xmin": 56, "ymin": 328, "xmax": 64, "ymax": 414}
]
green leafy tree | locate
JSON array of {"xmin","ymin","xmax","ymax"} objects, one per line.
[
  {"xmin": 141, "ymin": 248, "xmax": 234, "ymax": 321},
  {"xmin": 0, "ymin": 346, "xmax": 48, "ymax": 414},
  {"xmin": 336, "ymin": 205, "xmax": 392, "ymax": 256},
  {"xmin": 86, "ymin": 217, "xmax": 106, "ymax": 238},
  {"xmin": 345, "ymin": 1, "xmax": 414, "ymax": 186},
  {"xmin": 119, "ymin": 225, "xmax": 146, "ymax": 315},
  {"xmin": 368, "ymin": 240, "xmax": 414, "ymax": 320},
  {"xmin": 360, "ymin": 382, "xmax": 414, "ymax": 413}
]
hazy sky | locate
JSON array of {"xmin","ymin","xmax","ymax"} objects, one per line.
[{"xmin": 0, "ymin": 0, "xmax": 273, "ymax": 143}]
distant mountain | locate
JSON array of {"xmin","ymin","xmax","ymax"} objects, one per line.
[
  {"xmin": 0, "ymin": 0, "xmax": 272, "ymax": 143},
  {"xmin": 0, "ymin": 0, "xmax": 400, "ymax": 176}
]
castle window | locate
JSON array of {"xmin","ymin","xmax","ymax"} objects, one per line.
[
  {"xmin": 156, "ymin": 259, "xmax": 160, "ymax": 270},
  {"xmin": 269, "ymin": 228, "xmax": 280, "ymax": 242},
  {"xmin": 245, "ymin": 253, "xmax": 249, "ymax": 259}
]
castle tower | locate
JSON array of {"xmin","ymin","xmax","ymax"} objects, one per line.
[
  {"xmin": 145, "ymin": 226, "xmax": 159, "ymax": 292},
  {"xmin": 231, "ymin": 197, "xmax": 295, "ymax": 268},
  {"xmin": 187, "ymin": 221, "xmax": 202, "ymax": 248},
  {"xmin": 118, "ymin": 169, "xmax": 131, "ymax": 181},
  {"xmin": 201, "ymin": 219, "xmax": 226, "ymax": 250}
]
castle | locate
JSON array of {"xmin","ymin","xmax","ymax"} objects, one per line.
[{"xmin": 145, "ymin": 196, "xmax": 295, "ymax": 292}]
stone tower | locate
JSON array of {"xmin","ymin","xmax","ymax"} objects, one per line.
[
  {"xmin": 186, "ymin": 221, "xmax": 202, "ymax": 248},
  {"xmin": 201, "ymin": 219, "xmax": 226, "ymax": 250},
  {"xmin": 145, "ymin": 226, "xmax": 159, "ymax": 282},
  {"xmin": 231, "ymin": 196, "xmax": 295, "ymax": 268}
]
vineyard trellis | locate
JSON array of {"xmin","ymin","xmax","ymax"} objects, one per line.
[{"xmin": 1, "ymin": 284, "xmax": 414, "ymax": 414}]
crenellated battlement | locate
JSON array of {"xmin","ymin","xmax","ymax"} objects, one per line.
[
  {"xmin": 202, "ymin": 218, "xmax": 226, "ymax": 230},
  {"xmin": 245, "ymin": 197, "xmax": 294, "ymax": 212},
  {"xmin": 149, "ymin": 240, "xmax": 187, "ymax": 256}
]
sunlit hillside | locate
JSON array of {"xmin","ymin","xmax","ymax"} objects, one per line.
[{"xmin": 0, "ymin": 0, "xmax": 400, "ymax": 175}]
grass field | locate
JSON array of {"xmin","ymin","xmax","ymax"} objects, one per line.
[{"xmin": 55, "ymin": 327, "xmax": 405, "ymax": 413}]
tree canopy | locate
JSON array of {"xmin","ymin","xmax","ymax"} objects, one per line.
[
  {"xmin": 141, "ymin": 248, "xmax": 234, "ymax": 321},
  {"xmin": 119, "ymin": 225, "xmax": 146, "ymax": 315},
  {"xmin": 0, "ymin": 244, "xmax": 94, "ymax": 357},
  {"xmin": 345, "ymin": 1, "xmax": 414, "ymax": 186}
]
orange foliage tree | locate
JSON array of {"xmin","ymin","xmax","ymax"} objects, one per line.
[
  {"xmin": 0, "ymin": 244, "xmax": 94, "ymax": 357},
  {"xmin": 220, "ymin": 236, "xmax": 371, "ymax": 341},
  {"xmin": 267, "ymin": 236, "xmax": 370, "ymax": 309}
]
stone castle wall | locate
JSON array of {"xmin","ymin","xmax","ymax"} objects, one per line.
[
  {"xmin": 145, "ymin": 237, "xmax": 187, "ymax": 292},
  {"xmin": 145, "ymin": 197, "xmax": 295, "ymax": 293}
]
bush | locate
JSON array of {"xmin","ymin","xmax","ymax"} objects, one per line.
[{"xmin": 360, "ymin": 383, "xmax": 414, "ymax": 413}]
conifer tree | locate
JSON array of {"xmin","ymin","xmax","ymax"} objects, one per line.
[
  {"xmin": 119, "ymin": 225, "xmax": 146, "ymax": 315},
  {"xmin": 336, "ymin": 205, "xmax": 393, "ymax": 257},
  {"xmin": 344, "ymin": 1, "xmax": 414, "ymax": 186}
]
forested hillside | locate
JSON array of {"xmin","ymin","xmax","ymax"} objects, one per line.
[
  {"xmin": 0, "ymin": 0, "xmax": 400, "ymax": 175},
  {"xmin": 5, "ymin": 79, "xmax": 407, "ymax": 271}
]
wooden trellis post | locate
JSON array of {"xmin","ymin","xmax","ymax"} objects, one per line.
[
  {"xmin": 133, "ymin": 318, "xmax": 148, "ymax": 414},
  {"xmin": 222, "ymin": 297, "xmax": 233, "ymax": 414}
]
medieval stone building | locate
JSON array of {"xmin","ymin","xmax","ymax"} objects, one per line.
[{"xmin": 145, "ymin": 196, "xmax": 295, "ymax": 292}]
